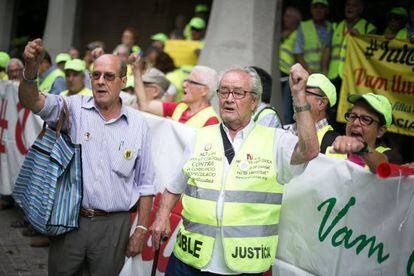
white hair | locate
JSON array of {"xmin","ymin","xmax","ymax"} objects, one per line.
[
  {"xmin": 192, "ymin": 65, "xmax": 217, "ymax": 99},
  {"xmin": 217, "ymin": 67, "xmax": 263, "ymax": 102},
  {"xmin": 6, "ymin": 58, "xmax": 24, "ymax": 72}
]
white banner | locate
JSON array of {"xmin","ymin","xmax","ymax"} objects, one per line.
[
  {"xmin": 274, "ymin": 155, "xmax": 414, "ymax": 276},
  {"xmin": 0, "ymin": 80, "xmax": 43, "ymax": 195}
]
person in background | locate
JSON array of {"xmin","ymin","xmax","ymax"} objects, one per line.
[
  {"xmin": 113, "ymin": 27, "xmax": 143, "ymax": 56},
  {"xmin": 328, "ymin": 0, "xmax": 376, "ymax": 85},
  {"xmin": 287, "ymin": 73, "xmax": 340, "ymax": 154},
  {"xmin": 68, "ymin": 46, "xmax": 80, "ymax": 59},
  {"xmin": 38, "ymin": 51, "xmax": 66, "ymax": 94},
  {"xmin": 330, "ymin": 93, "xmax": 402, "ymax": 172},
  {"xmin": 391, "ymin": 5, "xmax": 414, "ymax": 42},
  {"xmin": 188, "ymin": 17, "xmax": 206, "ymax": 41},
  {"xmin": 249, "ymin": 66, "xmax": 282, "ymax": 128},
  {"xmin": 6, "ymin": 58, "xmax": 24, "ymax": 82},
  {"xmin": 60, "ymin": 59, "xmax": 92, "ymax": 97},
  {"xmin": 55, "ymin": 53, "xmax": 71, "ymax": 72},
  {"xmin": 0, "ymin": 51, "xmax": 10, "ymax": 80},
  {"xmin": 183, "ymin": 4, "xmax": 210, "ymax": 40},
  {"xmin": 294, "ymin": 0, "xmax": 332, "ymax": 75},
  {"xmin": 384, "ymin": 7, "xmax": 408, "ymax": 39},
  {"xmin": 170, "ymin": 15, "xmax": 187, "ymax": 39},
  {"xmin": 150, "ymin": 33, "xmax": 169, "ymax": 50},
  {"xmin": 280, "ymin": 6, "xmax": 302, "ymax": 124},
  {"xmin": 133, "ymin": 54, "xmax": 219, "ymax": 128}
]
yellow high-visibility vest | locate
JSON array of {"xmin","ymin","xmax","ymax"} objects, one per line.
[
  {"xmin": 171, "ymin": 102, "xmax": 218, "ymax": 128},
  {"xmin": 280, "ymin": 31, "xmax": 297, "ymax": 74},
  {"xmin": 38, "ymin": 68, "xmax": 65, "ymax": 93},
  {"xmin": 328, "ymin": 19, "xmax": 375, "ymax": 79},
  {"xmin": 300, "ymin": 20, "xmax": 332, "ymax": 72},
  {"xmin": 174, "ymin": 124, "xmax": 282, "ymax": 273}
]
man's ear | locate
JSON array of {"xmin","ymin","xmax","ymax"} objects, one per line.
[
  {"xmin": 120, "ymin": 76, "xmax": 127, "ymax": 89},
  {"xmin": 377, "ymin": 125, "xmax": 387, "ymax": 139}
]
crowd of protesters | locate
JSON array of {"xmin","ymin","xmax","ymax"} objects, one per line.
[{"xmin": 0, "ymin": 0, "xmax": 413, "ymax": 275}]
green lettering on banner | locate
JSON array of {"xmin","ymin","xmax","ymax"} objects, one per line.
[
  {"xmin": 407, "ymin": 249, "xmax": 414, "ymax": 276},
  {"xmin": 317, "ymin": 196, "xmax": 390, "ymax": 265}
]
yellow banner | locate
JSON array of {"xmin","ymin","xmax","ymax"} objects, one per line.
[
  {"xmin": 338, "ymin": 34, "xmax": 414, "ymax": 137},
  {"xmin": 164, "ymin": 39, "xmax": 202, "ymax": 67}
]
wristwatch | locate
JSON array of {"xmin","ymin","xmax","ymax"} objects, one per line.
[{"xmin": 293, "ymin": 103, "xmax": 311, "ymax": 113}]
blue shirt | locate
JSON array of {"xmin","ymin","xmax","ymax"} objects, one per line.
[{"xmin": 37, "ymin": 94, "xmax": 156, "ymax": 212}]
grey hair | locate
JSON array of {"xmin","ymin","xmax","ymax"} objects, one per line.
[
  {"xmin": 119, "ymin": 60, "xmax": 127, "ymax": 77},
  {"xmin": 192, "ymin": 65, "xmax": 217, "ymax": 99},
  {"xmin": 5, "ymin": 58, "xmax": 24, "ymax": 72},
  {"xmin": 218, "ymin": 67, "xmax": 263, "ymax": 102}
]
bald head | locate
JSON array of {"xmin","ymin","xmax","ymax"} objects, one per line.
[{"xmin": 94, "ymin": 54, "xmax": 127, "ymax": 77}]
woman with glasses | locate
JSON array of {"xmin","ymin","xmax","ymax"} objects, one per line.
[{"xmin": 329, "ymin": 93, "xmax": 401, "ymax": 173}]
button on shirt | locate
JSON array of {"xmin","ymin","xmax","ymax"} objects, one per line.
[
  {"xmin": 167, "ymin": 120, "xmax": 305, "ymax": 274},
  {"xmin": 36, "ymin": 94, "xmax": 156, "ymax": 212}
]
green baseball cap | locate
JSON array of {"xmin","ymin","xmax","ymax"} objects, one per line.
[
  {"xmin": 189, "ymin": 17, "xmax": 206, "ymax": 30},
  {"xmin": 390, "ymin": 7, "xmax": 408, "ymax": 17},
  {"xmin": 312, "ymin": 0, "xmax": 329, "ymax": 7},
  {"xmin": 347, "ymin": 93, "xmax": 392, "ymax": 127},
  {"xmin": 64, "ymin": 59, "xmax": 86, "ymax": 73},
  {"xmin": 195, "ymin": 4, "xmax": 209, "ymax": 13},
  {"xmin": 307, "ymin": 73, "xmax": 337, "ymax": 107},
  {"xmin": 0, "ymin": 52, "xmax": 10, "ymax": 68},
  {"xmin": 151, "ymin": 33, "xmax": 169, "ymax": 42},
  {"xmin": 125, "ymin": 75, "xmax": 134, "ymax": 89},
  {"xmin": 55, "ymin": 53, "xmax": 71, "ymax": 64}
]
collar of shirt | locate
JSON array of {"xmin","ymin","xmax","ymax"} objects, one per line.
[
  {"xmin": 288, "ymin": 118, "xmax": 329, "ymax": 135},
  {"xmin": 81, "ymin": 96, "xmax": 129, "ymax": 124},
  {"xmin": 221, "ymin": 119, "xmax": 255, "ymax": 153}
]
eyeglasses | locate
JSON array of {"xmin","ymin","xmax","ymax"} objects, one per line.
[
  {"xmin": 216, "ymin": 88, "xmax": 256, "ymax": 100},
  {"xmin": 90, "ymin": 71, "xmax": 122, "ymax": 81},
  {"xmin": 305, "ymin": 90, "xmax": 325, "ymax": 98},
  {"xmin": 344, "ymin": 112, "xmax": 380, "ymax": 126},
  {"xmin": 183, "ymin": 79, "xmax": 206, "ymax": 87}
]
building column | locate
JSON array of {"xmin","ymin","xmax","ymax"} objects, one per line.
[
  {"xmin": 0, "ymin": 0, "xmax": 16, "ymax": 51},
  {"xmin": 198, "ymin": 0, "xmax": 282, "ymax": 115},
  {"xmin": 43, "ymin": 0, "xmax": 78, "ymax": 59}
]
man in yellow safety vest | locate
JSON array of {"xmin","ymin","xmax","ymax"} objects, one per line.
[{"xmin": 150, "ymin": 64, "xmax": 320, "ymax": 275}]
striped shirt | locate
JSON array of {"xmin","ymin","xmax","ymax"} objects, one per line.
[{"xmin": 37, "ymin": 94, "xmax": 156, "ymax": 212}]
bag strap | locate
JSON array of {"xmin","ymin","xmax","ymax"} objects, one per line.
[
  {"xmin": 320, "ymin": 130, "xmax": 340, "ymax": 154},
  {"xmin": 219, "ymin": 124, "xmax": 235, "ymax": 164},
  {"xmin": 39, "ymin": 98, "xmax": 70, "ymax": 139}
]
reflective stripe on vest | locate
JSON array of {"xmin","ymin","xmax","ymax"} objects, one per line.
[
  {"xmin": 38, "ymin": 69, "xmax": 65, "ymax": 93},
  {"xmin": 60, "ymin": 87, "xmax": 93, "ymax": 97},
  {"xmin": 328, "ymin": 19, "xmax": 375, "ymax": 79},
  {"xmin": 171, "ymin": 102, "xmax": 219, "ymax": 128},
  {"xmin": 174, "ymin": 124, "xmax": 282, "ymax": 272},
  {"xmin": 300, "ymin": 20, "xmax": 332, "ymax": 72},
  {"xmin": 280, "ymin": 31, "xmax": 297, "ymax": 74}
]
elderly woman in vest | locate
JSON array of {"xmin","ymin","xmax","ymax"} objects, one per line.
[{"xmin": 330, "ymin": 93, "xmax": 401, "ymax": 173}]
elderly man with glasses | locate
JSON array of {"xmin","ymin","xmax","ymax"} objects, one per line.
[
  {"xmin": 329, "ymin": 93, "xmax": 401, "ymax": 172},
  {"xmin": 286, "ymin": 73, "xmax": 340, "ymax": 154},
  {"xmin": 132, "ymin": 54, "xmax": 219, "ymax": 128},
  {"xmin": 150, "ymin": 64, "xmax": 320, "ymax": 275},
  {"xmin": 18, "ymin": 39, "xmax": 155, "ymax": 275}
]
